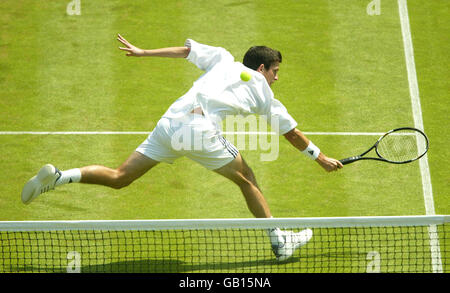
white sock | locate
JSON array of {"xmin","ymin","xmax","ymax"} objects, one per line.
[{"xmin": 55, "ymin": 168, "xmax": 81, "ymax": 187}]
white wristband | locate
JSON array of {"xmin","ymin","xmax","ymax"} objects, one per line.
[{"xmin": 302, "ymin": 141, "xmax": 320, "ymax": 160}]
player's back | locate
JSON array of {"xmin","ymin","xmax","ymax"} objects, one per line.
[{"xmin": 163, "ymin": 60, "xmax": 273, "ymax": 123}]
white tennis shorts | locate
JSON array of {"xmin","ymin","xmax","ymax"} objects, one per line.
[{"xmin": 136, "ymin": 115, "xmax": 238, "ymax": 170}]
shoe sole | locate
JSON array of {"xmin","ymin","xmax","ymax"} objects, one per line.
[
  {"xmin": 21, "ymin": 164, "xmax": 56, "ymax": 205},
  {"xmin": 276, "ymin": 229, "xmax": 313, "ymax": 262}
]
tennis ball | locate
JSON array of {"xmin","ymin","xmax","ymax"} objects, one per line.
[{"xmin": 240, "ymin": 71, "xmax": 251, "ymax": 82}]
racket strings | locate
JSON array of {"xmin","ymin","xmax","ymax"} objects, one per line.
[{"xmin": 377, "ymin": 130, "xmax": 426, "ymax": 162}]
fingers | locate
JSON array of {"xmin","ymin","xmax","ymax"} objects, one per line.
[
  {"xmin": 117, "ymin": 34, "xmax": 134, "ymax": 56},
  {"xmin": 117, "ymin": 34, "xmax": 127, "ymax": 43},
  {"xmin": 118, "ymin": 47, "xmax": 134, "ymax": 57},
  {"xmin": 327, "ymin": 159, "xmax": 343, "ymax": 172},
  {"xmin": 333, "ymin": 160, "xmax": 343, "ymax": 171},
  {"xmin": 117, "ymin": 34, "xmax": 131, "ymax": 47},
  {"xmin": 117, "ymin": 34, "xmax": 143, "ymax": 57},
  {"xmin": 117, "ymin": 34, "xmax": 139, "ymax": 57},
  {"xmin": 318, "ymin": 155, "xmax": 342, "ymax": 173}
]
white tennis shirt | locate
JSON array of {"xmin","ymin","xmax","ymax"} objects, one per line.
[{"xmin": 162, "ymin": 39, "xmax": 298, "ymax": 135}]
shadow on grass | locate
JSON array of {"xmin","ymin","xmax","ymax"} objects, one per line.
[
  {"xmin": 6, "ymin": 250, "xmax": 375, "ymax": 273},
  {"xmin": 7, "ymin": 257, "xmax": 300, "ymax": 273}
]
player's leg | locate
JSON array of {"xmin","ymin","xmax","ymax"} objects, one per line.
[
  {"xmin": 182, "ymin": 117, "xmax": 270, "ymax": 218},
  {"xmin": 79, "ymin": 151, "xmax": 159, "ymax": 189},
  {"xmin": 21, "ymin": 151, "xmax": 159, "ymax": 204},
  {"xmin": 213, "ymin": 153, "xmax": 271, "ymax": 218},
  {"xmin": 22, "ymin": 118, "xmax": 180, "ymax": 204},
  {"xmin": 213, "ymin": 153, "xmax": 312, "ymax": 261}
]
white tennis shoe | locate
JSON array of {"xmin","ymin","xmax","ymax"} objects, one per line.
[
  {"xmin": 271, "ymin": 228, "xmax": 313, "ymax": 261},
  {"xmin": 21, "ymin": 164, "xmax": 61, "ymax": 205}
]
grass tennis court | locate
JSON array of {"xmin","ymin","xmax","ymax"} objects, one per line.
[{"xmin": 0, "ymin": 0, "xmax": 448, "ymax": 273}]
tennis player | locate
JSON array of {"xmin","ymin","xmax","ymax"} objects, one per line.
[{"xmin": 21, "ymin": 35, "xmax": 343, "ymax": 261}]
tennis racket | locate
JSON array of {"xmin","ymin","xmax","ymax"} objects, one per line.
[{"xmin": 339, "ymin": 127, "xmax": 429, "ymax": 165}]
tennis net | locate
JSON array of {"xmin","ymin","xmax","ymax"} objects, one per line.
[{"xmin": 0, "ymin": 215, "xmax": 448, "ymax": 273}]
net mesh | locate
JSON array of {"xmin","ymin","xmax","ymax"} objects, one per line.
[
  {"xmin": 376, "ymin": 129, "xmax": 427, "ymax": 162},
  {"xmin": 0, "ymin": 217, "xmax": 448, "ymax": 273}
]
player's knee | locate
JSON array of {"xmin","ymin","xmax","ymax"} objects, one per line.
[
  {"xmin": 240, "ymin": 166, "xmax": 256, "ymax": 185},
  {"xmin": 235, "ymin": 172, "xmax": 255, "ymax": 189},
  {"xmin": 111, "ymin": 171, "xmax": 133, "ymax": 189}
]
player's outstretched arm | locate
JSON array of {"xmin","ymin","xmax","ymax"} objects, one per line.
[
  {"xmin": 117, "ymin": 34, "xmax": 190, "ymax": 58},
  {"xmin": 283, "ymin": 128, "xmax": 343, "ymax": 172}
]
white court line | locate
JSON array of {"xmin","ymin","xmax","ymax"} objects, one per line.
[
  {"xmin": 398, "ymin": 0, "xmax": 441, "ymax": 273},
  {"xmin": 398, "ymin": 0, "xmax": 435, "ymax": 215},
  {"xmin": 0, "ymin": 131, "xmax": 385, "ymax": 136},
  {"xmin": 304, "ymin": 132, "xmax": 383, "ymax": 136}
]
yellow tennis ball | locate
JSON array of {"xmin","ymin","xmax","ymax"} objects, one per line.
[{"xmin": 240, "ymin": 71, "xmax": 251, "ymax": 82}]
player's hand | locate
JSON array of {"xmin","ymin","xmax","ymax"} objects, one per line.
[
  {"xmin": 315, "ymin": 153, "xmax": 343, "ymax": 172},
  {"xmin": 117, "ymin": 34, "xmax": 145, "ymax": 57}
]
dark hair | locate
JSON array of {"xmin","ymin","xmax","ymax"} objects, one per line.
[{"xmin": 243, "ymin": 46, "xmax": 282, "ymax": 71}]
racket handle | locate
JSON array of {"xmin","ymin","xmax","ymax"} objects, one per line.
[{"xmin": 339, "ymin": 156, "xmax": 360, "ymax": 165}]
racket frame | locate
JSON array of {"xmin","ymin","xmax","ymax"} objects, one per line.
[{"xmin": 339, "ymin": 127, "xmax": 429, "ymax": 165}]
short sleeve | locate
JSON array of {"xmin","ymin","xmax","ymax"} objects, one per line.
[
  {"xmin": 185, "ymin": 39, "xmax": 234, "ymax": 72},
  {"xmin": 252, "ymin": 77, "xmax": 297, "ymax": 135},
  {"xmin": 266, "ymin": 98, "xmax": 298, "ymax": 135}
]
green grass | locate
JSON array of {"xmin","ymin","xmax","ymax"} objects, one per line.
[{"xmin": 0, "ymin": 0, "xmax": 448, "ymax": 273}]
